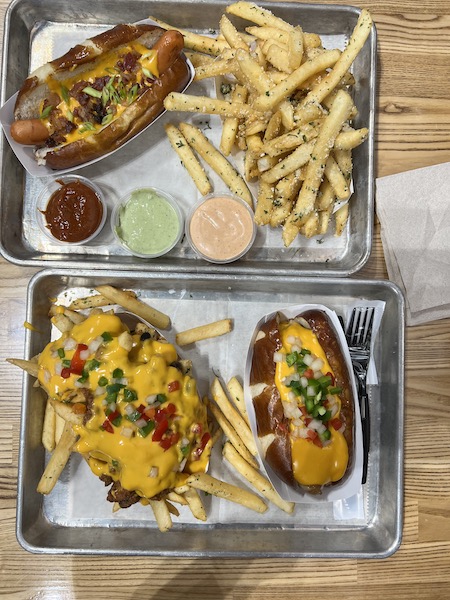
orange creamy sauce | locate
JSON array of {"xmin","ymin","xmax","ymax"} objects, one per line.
[{"xmin": 189, "ymin": 196, "xmax": 254, "ymax": 262}]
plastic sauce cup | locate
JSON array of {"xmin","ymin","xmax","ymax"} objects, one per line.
[
  {"xmin": 186, "ymin": 193, "xmax": 256, "ymax": 264},
  {"xmin": 36, "ymin": 175, "xmax": 106, "ymax": 245},
  {"xmin": 112, "ymin": 187, "xmax": 184, "ymax": 258}
]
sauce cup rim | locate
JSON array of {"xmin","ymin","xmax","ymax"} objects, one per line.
[{"xmin": 35, "ymin": 174, "xmax": 107, "ymax": 246}]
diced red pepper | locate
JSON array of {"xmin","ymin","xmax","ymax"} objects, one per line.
[
  {"xmin": 304, "ymin": 416, "xmax": 312, "ymax": 426},
  {"xmin": 192, "ymin": 432, "xmax": 211, "ymax": 460},
  {"xmin": 101, "ymin": 419, "xmax": 114, "ymax": 434},
  {"xmin": 70, "ymin": 343, "xmax": 88, "ymax": 375},
  {"xmin": 168, "ymin": 380, "xmax": 181, "ymax": 393},
  {"xmin": 152, "ymin": 418, "xmax": 169, "ymax": 442},
  {"xmin": 304, "ymin": 368, "xmax": 314, "ymax": 379},
  {"xmin": 159, "ymin": 432, "xmax": 180, "ymax": 451},
  {"xmin": 330, "ymin": 418, "xmax": 343, "ymax": 430},
  {"xmin": 163, "ymin": 403, "xmax": 177, "ymax": 416},
  {"xmin": 326, "ymin": 371, "xmax": 336, "ymax": 385},
  {"xmin": 107, "ymin": 409, "xmax": 121, "ymax": 422},
  {"xmin": 312, "ymin": 436, "xmax": 323, "ymax": 448},
  {"xmin": 306, "ymin": 429, "xmax": 318, "ymax": 440},
  {"xmin": 61, "ymin": 367, "xmax": 72, "ymax": 379}
]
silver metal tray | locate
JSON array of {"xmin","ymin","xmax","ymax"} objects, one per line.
[
  {"xmin": 1, "ymin": 0, "xmax": 376, "ymax": 276},
  {"xmin": 17, "ymin": 270, "xmax": 404, "ymax": 557}
]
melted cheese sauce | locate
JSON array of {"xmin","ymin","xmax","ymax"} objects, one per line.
[
  {"xmin": 275, "ymin": 321, "xmax": 348, "ymax": 487},
  {"xmin": 38, "ymin": 312, "xmax": 210, "ymax": 500},
  {"xmin": 45, "ymin": 43, "xmax": 159, "ymax": 144}
]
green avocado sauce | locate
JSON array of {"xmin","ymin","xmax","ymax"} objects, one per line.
[{"xmin": 117, "ymin": 189, "xmax": 180, "ymax": 256}]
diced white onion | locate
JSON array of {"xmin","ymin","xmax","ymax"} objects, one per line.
[
  {"xmin": 124, "ymin": 404, "xmax": 135, "ymax": 416},
  {"xmin": 43, "ymin": 369, "xmax": 51, "ymax": 383},
  {"xmin": 287, "ymin": 391, "xmax": 296, "ymax": 402},
  {"xmin": 135, "ymin": 418, "xmax": 147, "ymax": 429},
  {"xmin": 79, "ymin": 349, "xmax": 90, "ymax": 361},
  {"xmin": 287, "ymin": 335, "xmax": 299, "ymax": 345},
  {"xmin": 297, "ymin": 317, "xmax": 311, "ymax": 329},
  {"xmin": 145, "ymin": 394, "xmax": 157, "ymax": 405},
  {"xmin": 113, "ymin": 377, "xmax": 128, "ymax": 386},
  {"xmin": 95, "ymin": 386, "xmax": 106, "ymax": 396},
  {"xmin": 298, "ymin": 428, "xmax": 309, "ymax": 438},
  {"xmin": 291, "ymin": 344, "xmax": 301, "ymax": 353},
  {"xmin": 108, "ymin": 402, "xmax": 117, "ymax": 413},
  {"xmin": 300, "ymin": 376, "xmax": 308, "ymax": 388},
  {"xmin": 88, "ymin": 337, "xmax": 103, "ymax": 354},
  {"xmin": 311, "ymin": 358, "xmax": 324, "ymax": 372},
  {"xmin": 63, "ymin": 337, "xmax": 77, "ymax": 351},
  {"xmin": 148, "ymin": 466, "xmax": 159, "ymax": 478},
  {"xmin": 54, "ymin": 362, "xmax": 62, "ymax": 376},
  {"xmin": 178, "ymin": 457, "xmax": 187, "ymax": 472},
  {"xmin": 121, "ymin": 427, "xmax": 133, "ymax": 438},
  {"xmin": 283, "ymin": 373, "xmax": 299, "ymax": 386},
  {"xmin": 306, "ymin": 385, "xmax": 316, "ymax": 397},
  {"xmin": 313, "ymin": 371, "xmax": 323, "ymax": 380},
  {"xmin": 303, "ymin": 354, "xmax": 314, "ymax": 366},
  {"xmin": 273, "ymin": 351, "xmax": 285, "ymax": 363}
]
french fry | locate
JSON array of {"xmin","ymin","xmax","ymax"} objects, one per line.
[
  {"xmin": 288, "ymin": 26, "xmax": 304, "ymax": 71},
  {"xmin": 164, "ymin": 92, "xmax": 261, "ymax": 121},
  {"xmin": 261, "ymin": 140, "xmax": 314, "ymax": 184},
  {"xmin": 209, "ymin": 402, "xmax": 259, "ymax": 468},
  {"xmin": 51, "ymin": 313, "xmax": 74, "ymax": 333},
  {"xmin": 186, "ymin": 472, "xmax": 268, "ymax": 513},
  {"xmin": 220, "ymin": 85, "xmax": 248, "ymax": 156},
  {"xmin": 166, "ymin": 491, "xmax": 189, "ymax": 506},
  {"xmin": 223, "ymin": 442, "xmax": 295, "ymax": 514},
  {"xmin": 149, "ymin": 499, "xmax": 173, "ymax": 532},
  {"xmin": 226, "ymin": 376, "xmax": 250, "ymax": 426},
  {"xmin": 298, "ymin": 9, "xmax": 373, "ymax": 108},
  {"xmin": 183, "ymin": 486, "xmax": 207, "ymax": 521},
  {"xmin": 42, "ymin": 399, "xmax": 56, "ymax": 452},
  {"xmin": 262, "ymin": 120, "xmax": 322, "ymax": 157},
  {"xmin": 165, "ymin": 123, "xmax": 212, "ymax": 196},
  {"xmin": 94, "ymin": 285, "xmax": 170, "ymax": 330},
  {"xmin": 211, "ymin": 378, "xmax": 257, "ymax": 456},
  {"xmin": 176, "ymin": 318, "xmax": 233, "ymax": 346},
  {"xmin": 283, "ymin": 89, "xmax": 354, "ymax": 244},
  {"xmin": 245, "ymin": 25, "xmax": 290, "ymax": 45},
  {"xmin": 49, "ymin": 398, "xmax": 84, "ymax": 425},
  {"xmin": 324, "ymin": 154, "xmax": 350, "ymax": 200},
  {"xmin": 48, "ymin": 305, "xmax": 86, "ymax": 325},
  {"xmin": 269, "ymin": 170, "xmax": 304, "ymax": 227},
  {"xmin": 226, "ymin": 2, "xmax": 294, "ymax": 33},
  {"xmin": 178, "ymin": 122, "xmax": 253, "ymax": 206},
  {"xmin": 148, "ymin": 16, "xmax": 230, "ymax": 56},
  {"xmin": 37, "ymin": 420, "xmax": 77, "ymax": 495},
  {"xmin": 219, "ymin": 14, "xmax": 248, "ymax": 50},
  {"xmin": 54, "ymin": 413, "xmax": 65, "ymax": 445},
  {"xmin": 335, "ymin": 202, "xmax": 350, "ymax": 236},
  {"xmin": 254, "ymin": 180, "xmax": 274, "ymax": 225},
  {"xmin": 252, "ymin": 49, "xmax": 341, "ymax": 112},
  {"xmin": 68, "ymin": 292, "xmax": 136, "ymax": 310},
  {"xmin": 6, "ymin": 357, "xmax": 39, "ymax": 378},
  {"xmin": 185, "ymin": 50, "xmax": 215, "ymax": 68},
  {"xmin": 194, "ymin": 58, "xmax": 237, "ymax": 81},
  {"xmin": 334, "ymin": 127, "xmax": 369, "ymax": 150}
]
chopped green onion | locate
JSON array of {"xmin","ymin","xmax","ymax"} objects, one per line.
[
  {"xmin": 113, "ymin": 368, "xmax": 124, "ymax": 379},
  {"xmin": 86, "ymin": 358, "xmax": 100, "ymax": 371},
  {"xmin": 57, "ymin": 348, "xmax": 65, "ymax": 358},
  {"xmin": 82, "ymin": 86, "xmax": 103, "ymax": 98},
  {"xmin": 101, "ymin": 332, "xmax": 112, "ymax": 342},
  {"xmin": 60, "ymin": 85, "xmax": 70, "ymax": 104},
  {"xmin": 98, "ymin": 376, "xmax": 108, "ymax": 387},
  {"xmin": 40, "ymin": 105, "xmax": 53, "ymax": 119},
  {"xmin": 138, "ymin": 421, "xmax": 155, "ymax": 438},
  {"xmin": 123, "ymin": 388, "xmax": 137, "ymax": 403}
]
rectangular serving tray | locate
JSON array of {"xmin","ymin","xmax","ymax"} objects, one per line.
[
  {"xmin": 0, "ymin": 0, "xmax": 376, "ymax": 276},
  {"xmin": 17, "ymin": 270, "xmax": 404, "ymax": 557}
]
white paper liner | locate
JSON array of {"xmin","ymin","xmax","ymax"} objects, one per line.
[
  {"xmin": 244, "ymin": 303, "xmax": 363, "ymax": 504},
  {"xmin": 0, "ymin": 19, "xmax": 195, "ymax": 177}
]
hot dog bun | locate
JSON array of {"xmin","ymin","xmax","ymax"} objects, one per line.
[
  {"xmin": 250, "ymin": 309, "xmax": 354, "ymax": 494},
  {"xmin": 11, "ymin": 24, "xmax": 190, "ymax": 169}
]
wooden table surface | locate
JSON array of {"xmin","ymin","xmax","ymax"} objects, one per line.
[{"xmin": 1, "ymin": 0, "xmax": 450, "ymax": 598}]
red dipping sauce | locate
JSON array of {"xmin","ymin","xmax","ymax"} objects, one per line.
[{"xmin": 42, "ymin": 179, "xmax": 104, "ymax": 243}]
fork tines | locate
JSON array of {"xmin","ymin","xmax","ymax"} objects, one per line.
[{"xmin": 347, "ymin": 306, "xmax": 375, "ymax": 348}]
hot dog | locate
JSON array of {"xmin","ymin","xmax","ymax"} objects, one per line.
[
  {"xmin": 37, "ymin": 311, "xmax": 212, "ymax": 507},
  {"xmin": 10, "ymin": 24, "xmax": 190, "ymax": 169},
  {"xmin": 249, "ymin": 309, "xmax": 354, "ymax": 494}
]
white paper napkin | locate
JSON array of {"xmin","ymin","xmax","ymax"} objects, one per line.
[{"xmin": 376, "ymin": 162, "xmax": 450, "ymax": 326}]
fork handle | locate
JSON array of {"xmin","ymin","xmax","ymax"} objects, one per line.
[{"xmin": 359, "ymin": 388, "xmax": 370, "ymax": 485}]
